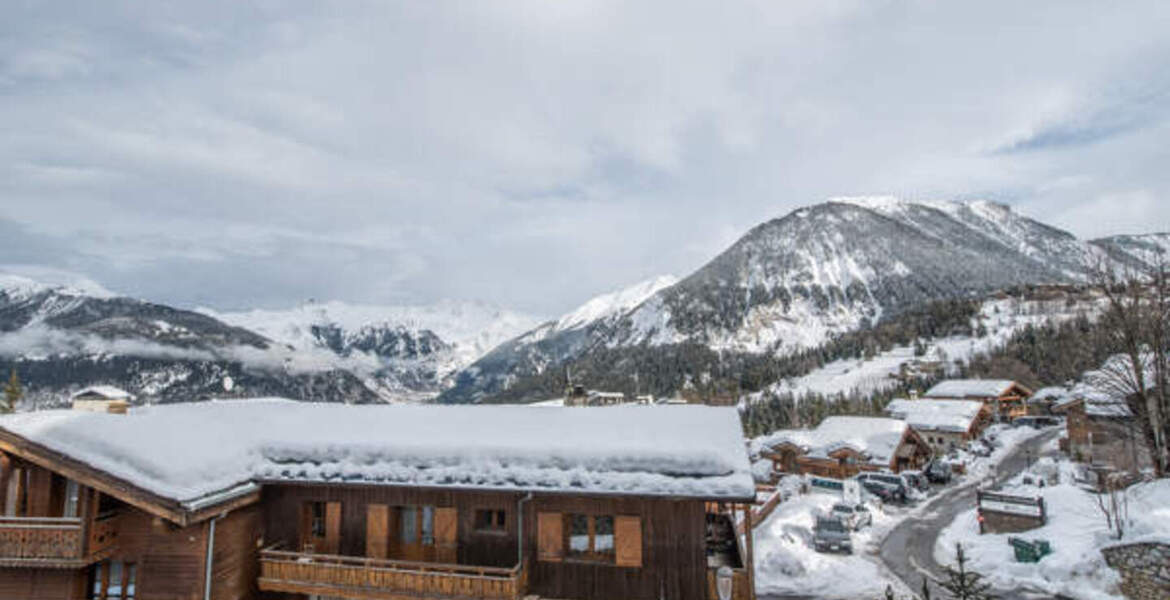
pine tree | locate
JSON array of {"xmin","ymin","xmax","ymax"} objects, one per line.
[
  {"xmin": 938, "ymin": 543, "xmax": 996, "ymax": 599},
  {"xmin": 2, "ymin": 369, "xmax": 21, "ymax": 413}
]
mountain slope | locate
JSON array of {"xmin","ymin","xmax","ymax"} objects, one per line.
[
  {"xmin": 440, "ymin": 198, "xmax": 1159, "ymax": 404},
  {"xmin": 0, "ymin": 275, "xmax": 539, "ymax": 405}
]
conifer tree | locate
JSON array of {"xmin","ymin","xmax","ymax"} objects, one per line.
[
  {"xmin": 2, "ymin": 369, "xmax": 21, "ymax": 413},
  {"xmin": 938, "ymin": 543, "xmax": 996, "ymax": 599}
]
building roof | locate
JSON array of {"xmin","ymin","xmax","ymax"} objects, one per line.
[
  {"xmin": 761, "ymin": 416, "xmax": 910, "ymax": 466},
  {"xmin": 884, "ymin": 398, "xmax": 985, "ymax": 433},
  {"xmin": 923, "ymin": 379, "xmax": 1022, "ymax": 399},
  {"xmin": 0, "ymin": 399, "xmax": 754, "ymax": 505},
  {"xmin": 70, "ymin": 385, "xmax": 134, "ymax": 401},
  {"xmin": 1029, "ymin": 386, "xmax": 1070, "ymax": 404}
]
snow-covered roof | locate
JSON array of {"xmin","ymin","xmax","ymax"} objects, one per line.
[
  {"xmin": 1029, "ymin": 386, "xmax": 1069, "ymax": 403},
  {"xmin": 885, "ymin": 399, "xmax": 985, "ymax": 433},
  {"xmin": 70, "ymin": 385, "xmax": 134, "ymax": 401},
  {"xmin": 923, "ymin": 379, "xmax": 1021, "ymax": 399},
  {"xmin": 0, "ymin": 399, "xmax": 754, "ymax": 505},
  {"xmin": 761, "ymin": 416, "xmax": 910, "ymax": 466}
]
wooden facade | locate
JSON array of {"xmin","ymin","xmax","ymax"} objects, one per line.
[
  {"xmin": 0, "ymin": 448, "xmax": 756, "ymax": 600},
  {"xmin": 763, "ymin": 427, "xmax": 932, "ymax": 479},
  {"xmin": 924, "ymin": 381, "xmax": 1033, "ymax": 422}
]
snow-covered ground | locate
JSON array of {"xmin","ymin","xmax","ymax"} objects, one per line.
[
  {"xmin": 750, "ymin": 295, "xmax": 1102, "ymax": 402},
  {"xmin": 935, "ymin": 445, "xmax": 1170, "ymax": 599},
  {"xmin": 752, "ymin": 424, "xmax": 1054, "ymax": 599},
  {"xmin": 753, "ymin": 486, "xmax": 902, "ymax": 599}
]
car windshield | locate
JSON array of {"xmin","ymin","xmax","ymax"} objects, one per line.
[
  {"xmin": 832, "ymin": 505, "xmax": 853, "ymax": 513},
  {"xmin": 817, "ymin": 519, "xmax": 845, "ymax": 532}
]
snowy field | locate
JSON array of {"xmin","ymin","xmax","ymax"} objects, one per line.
[{"xmin": 935, "ymin": 445, "xmax": 1170, "ymax": 599}]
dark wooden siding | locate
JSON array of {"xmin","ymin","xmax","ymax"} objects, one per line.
[
  {"xmin": 525, "ymin": 495, "xmax": 707, "ymax": 600},
  {"xmin": 210, "ymin": 504, "xmax": 263, "ymax": 600},
  {"xmin": 260, "ymin": 484, "xmax": 709, "ymax": 600},
  {"xmin": 113, "ymin": 508, "xmax": 209, "ymax": 600},
  {"xmin": 0, "ymin": 567, "xmax": 85, "ymax": 599},
  {"xmin": 260, "ymin": 484, "xmax": 522, "ymax": 568}
]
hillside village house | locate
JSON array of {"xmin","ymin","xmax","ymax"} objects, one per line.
[
  {"xmin": 1026, "ymin": 387, "xmax": 1071, "ymax": 416},
  {"xmin": 69, "ymin": 386, "xmax": 134, "ymax": 414},
  {"xmin": 0, "ymin": 400, "xmax": 756, "ymax": 600},
  {"xmin": 1052, "ymin": 375, "xmax": 1148, "ymax": 475},
  {"xmin": 923, "ymin": 379, "xmax": 1033, "ymax": 422},
  {"xmin": 759, "ymin": 417, "xmax": 931, "ymax": 479},
  {"xmin": 884, "ymin": 399, "xmax": 991, "ymax": 454}
]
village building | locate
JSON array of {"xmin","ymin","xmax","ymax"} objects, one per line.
[
  {"xmin": 563, "ymin": 385, "xmax": 628, "ymax": 407},
  {"xmin": 69, "ymin": 386, "xmax": 134, "ymax": 415},
  {"xmin": 1053, "ymin": 388, "xmax": 1145, "ymax": 475},
  {"xmin": 0, "ymin": 400, "xmax": 756, "ymax": 600},
  {"xmin": 922, "ymin": 379, "xmax": 1033, "ymax": 422},
  {"xmin": 1026, "ymin": 386, "xmax": 1071, "ymax": 416},
  {"xmin": 884, "ymin": 398, "xmax": 991, "ymax": 454},
  {"xmin": 759, "ymin": 416, "xmax": 931, "ymax": 479}
]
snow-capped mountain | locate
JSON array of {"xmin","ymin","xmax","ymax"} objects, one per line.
[
  {"xmin": 0, "ymin": 274, "xmax": 539, "ymax": 405},
  {"xmin": 201, "ymin": 300, "xmax": 541, "ymax": 398},
  {"xmin": 1089, "ymin": 232, "xmax": 1170, "ymax": 272},
  {"xmin": 440, "ymin": 198, "xmax": 1167, "ymax": 404},
  {"xmin": 0, "ymin": 274, "xmax": 381, "ymax": 406}
]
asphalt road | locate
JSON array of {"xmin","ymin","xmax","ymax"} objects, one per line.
[{"xmin": 878, "ymin": 428, "xmax": 1064, "ymax": 600}]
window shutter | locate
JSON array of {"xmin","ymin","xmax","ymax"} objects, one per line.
[
  {"xmin": 324, "ymin": 501, "xmax": 342, "ymax": 554},
  {"xmin": 366, "ymin": 504, "xmax": 389, "ymax": 558},
  {"xmin": 537, "ymin": 512, "xmax": 563, "ymax": 562},
  {"xmin": 435, "ymin": 506, "xmax": 458, "ymax": 562},
  {"xmin": 615, "ymin": 515, "xmax": 642, "ymax": 567}
]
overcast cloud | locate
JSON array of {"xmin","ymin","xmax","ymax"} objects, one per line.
[{"xmin": 2, "ymin": 1, "xmax": 1168, "ymax": 315}]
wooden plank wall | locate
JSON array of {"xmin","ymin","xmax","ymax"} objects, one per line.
[
  {"xmin": 209, "ymin": 504, "xmax": 263, "ymax": 600},
  {"xmin": 0, "ymin": 567, "xmax": 86, "ymax": 599},
  {"xmin": 524, "ymin": 495, "xmax": 708, "ymax": 600},
  {"xmin": 114, "ymin": 508, "xmax": 209, "ymax": 599},
  {"xmin": 260, "ymin": 485, "xmax": 522, "ymax": 568}
]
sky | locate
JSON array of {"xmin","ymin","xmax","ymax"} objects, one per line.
[{"xmin": 1, "ymin": 1, "xmax": 1169, "ymax": 316}]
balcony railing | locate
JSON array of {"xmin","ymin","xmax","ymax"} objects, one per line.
[
  {"xmin": 258, "ymin": 544, "xmax": 525, "ymax": 600},
  {"xmin": 0, "ymin": 516, "xmax": 84, "ymax": 561},
  {"xmin": 0, "ymin": 513, "xmax": 120, "ymax": 566}
]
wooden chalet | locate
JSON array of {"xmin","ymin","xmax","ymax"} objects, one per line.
[
  {"xmin": 884, "ymin": 398, "xmax": 991, "ymax": 454},
  {"xmin": 0, "ymin": 399, "xmax": 756, "ymax": 600},
  {"xmin": 759, "ymin": 417, "xmax": 931, "ymax": 479},
  {"xmin": 922, "ymin": 379, "xmax": 1033, "ymax": 422},
  {"xmin": 1053, "ymin": 390, "xmax": 1145, "ymax": 473}
]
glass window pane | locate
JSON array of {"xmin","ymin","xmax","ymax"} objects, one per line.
[
  {"xmin": 90, "ymin": 564, "xmax": 103, "ymax": 599},
  {"xmin": 108, "ymin": 561, "xmax": 123, "ymax": 599},
  {"xmin": 421, "ymin": 506, "xmax": 435, "ymax": 545},
  {"xmin": 63, "ymin": 480, "xmax": 80, "ymax": 518},
  {"xmin": 400, "ymin": 506, "xmax": 417, "ymax": 543},
  {"xmin": 568, "ymin": 514, "xmax": 590, "ymax": 552},
  {"xmin": 594, "ymin": 516, "xmax": 615, "ymax": 554},
  {"xmin": 126, "ymin": 564, "xmax": 137, "ymax": 599}
]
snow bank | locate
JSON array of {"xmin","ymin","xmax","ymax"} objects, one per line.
[
  {"xmin": 935, "ymin": 467, "xmax": 1170, "ymax": 599},
  {"xmin": 0, "ymin": 400, "xmax": 755, "ymax": 504}
]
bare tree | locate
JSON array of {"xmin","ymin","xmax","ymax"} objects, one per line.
[
  {"xmin": 1094, "ymin": 472, "xmax": 1132, "ymax": 540},
  {"xmin": 1089, "ymin": 253, "xmax": 1170, "ymax": 477}
]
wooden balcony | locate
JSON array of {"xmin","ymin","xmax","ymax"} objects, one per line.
[
  {"xmin": 258, "ymin": 544, "xmax": 526, "ymax": 600},
  {"xmin": 0, "ymin": 513, "xmax": 117, "ymax": 567}
]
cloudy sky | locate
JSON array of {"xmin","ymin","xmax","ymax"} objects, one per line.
[{"xmin": 2, "ymin": 1, "xmax": 1168, "ymax": 316}]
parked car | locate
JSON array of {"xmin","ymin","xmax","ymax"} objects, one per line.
[
  {"xmin": 812, "ymin": 516, "xmax": 853, "ymax": 554},
  {"xmin": 900, "ymin": 470, "xmax": 930, "ymax": 492},
  {"xmin": 830, "ymin": 502, "xmax": 873, "ymax": 531},
  {"xmin": 857, "ymin": 472, "xmax": 910, "ymax": 502},
  {"xmin": 925, "ymin": 460, "xmax": 953, "ymax": 484},
  {"xmin": 860, "ymin": 479, "xmax": 902, "ymax": 503},
  {"xmin": 1013, "ymin": 416, "xmax": 1061, "ymax": 429}
]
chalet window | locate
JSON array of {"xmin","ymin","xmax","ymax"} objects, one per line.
[
  {"xmin": 397, "ymin": 505, "xmax": 436, "ymax": 546},
  {"xmin": 310, "ymin": 502, "xmax": 327, "ymax": 538},
  {"xmin": 63, "ymin": 479, "xmax": 81, "ymax": 518},
  {"xmin": 88, "ymin": 560, "xmax": 136, "ymax": 600},
  {"xmin": 474, "ymin": 509, "xmax": 507, "ymax": 532},
  {"xmin": 565, "ymin": 514, "xmax": 616, "ymax": 563}
]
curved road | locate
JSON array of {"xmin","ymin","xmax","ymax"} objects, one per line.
[{"xmin": 878, "ymin": 429, "xmax": 1062, "ymax": 600}]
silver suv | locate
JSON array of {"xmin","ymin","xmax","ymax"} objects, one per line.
[{"xmin": 812, "ymin": 516, "xmax": 853, "ymax": 554}]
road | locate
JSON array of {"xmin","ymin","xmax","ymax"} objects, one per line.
[{"xmin": 878, "ymin": 429, "xmax": 1063, "ymax": 600}]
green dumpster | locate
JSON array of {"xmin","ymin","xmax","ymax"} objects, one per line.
[{"xmin": 1007, "ymin": 537, "xmax": 1053, "ymax": 563}]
